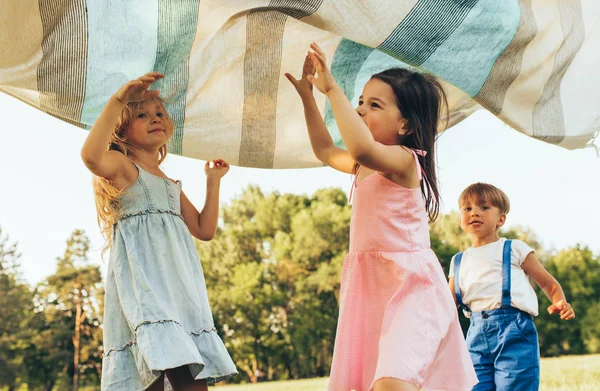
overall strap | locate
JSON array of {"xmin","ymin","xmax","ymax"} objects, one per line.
[
  {"xmin": 454, "ymin": 252, "xmax": 471, "ymax": 313},
  {"xmin": 501, "ymin": 239, "xmax": 513, "ymax": 308}
]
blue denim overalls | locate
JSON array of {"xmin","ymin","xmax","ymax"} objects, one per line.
[{"xmin": 455, "ymin": 240, "xmax": 540, "ymax": 391}]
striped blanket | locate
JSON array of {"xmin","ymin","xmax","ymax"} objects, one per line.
[{"xmin": 1, "ymin": 1, "xmax": 598, "ymax": 168}]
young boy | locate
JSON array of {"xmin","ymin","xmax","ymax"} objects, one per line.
[{"xmin": 449, "ymin": 183, "xmax": 575, "ymax": 391}]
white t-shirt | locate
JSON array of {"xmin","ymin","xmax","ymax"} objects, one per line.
[{"xmin": 449, "ymin": 238, "xmax": 539, "ymax": 316}]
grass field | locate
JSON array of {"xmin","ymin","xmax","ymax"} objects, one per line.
[{"xmin": 212, "ymin": 354, "xmax": 600, "ymax": 391}]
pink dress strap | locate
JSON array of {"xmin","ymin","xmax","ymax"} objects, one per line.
[
  {"xmin": 349, "ymin": 165, "xmax": 361, "ymax": 203},
  {"xmin": 411, "ymin": 148, "xmax": 436, "ymax": 202},
  {"xmin": 411, "ymin": 149, "xmax": 427, "ymax": 181}
]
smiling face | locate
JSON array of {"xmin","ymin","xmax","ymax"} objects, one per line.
[
  {"xmin": 356, "ymin": 78, "xmax": 408, "ymax": 145},
  {"xmin": 123, "ymin": 98, "xmax": 173, "ymax": 150}
]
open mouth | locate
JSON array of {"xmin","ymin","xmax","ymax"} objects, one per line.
[
  {"xmin": 149, "ymin": 128, "xmax": 165, "ymax": 133},
  {"xmin": 469, "ymin": 221, "xmax": 483, "ymax": 226}
]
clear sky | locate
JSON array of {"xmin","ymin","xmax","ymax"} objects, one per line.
[{"xmin": 1, "ymin": 93, "xmax": 598, "ymax": 285}]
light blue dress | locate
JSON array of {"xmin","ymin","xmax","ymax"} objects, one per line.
[{"xmin": 101, "ymin": 164, "xmax": 237, "ymax": 390}]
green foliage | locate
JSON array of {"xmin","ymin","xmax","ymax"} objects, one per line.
[
  {"xmin": 535, "ymin": 246, "xmax": 600, "ymax": 356},
  {"xmin": 14, "ymin": 229, "xmax": 104, "ymax": 391},
  {"xmin": 0, "ymin": 228, "xmax": 33, "ymax": 390},
  {"xmin": 2, "ymin": 188, "xmax": 600, "ymax": 388},
  {"xmin": 429, "ymin": 211, "xmax": 470, "ymax": 252},
  {"xmin": 198, "ymin": 186, "xmax": 350, "ymax": 382},
  {"xmin": 191, "ymin": 355, "xmax": 600, "ymax": 391}
]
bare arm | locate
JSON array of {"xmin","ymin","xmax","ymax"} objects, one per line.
[
  {"xmin": 522, "ymin": 252, "xmax": 575, "ymax": 320},
  {"xmin": 299, "ymin": 93, "xmax": 355, "ymax": 174},
  {"xmin": 80, "ymin": 72, "xmax": 163, "ymax": 181},
  {"xmin": 448, "ymin": 277, "xmax": 458, "ymax": 307},
  {"xmin": 307, "ymin": 43, "xmax": 415, "ymax": 176},
  {"xmin": 326, "ymin": 86, "xmax": 415, "ymax": 174},
  {"xmin": 180, "ymin": 160, "xmax": 229, "ymax": 241},
  {"xmin": 286, "ymin": 56, "xmax": 354, "ymax": 174}
]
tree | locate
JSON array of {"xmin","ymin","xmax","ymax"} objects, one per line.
[
  {"xmin": 429, "ymin": 211, "xmax": 471, "ymax": 253},
  {"xmin": 198, "ymin": 186, "xmax": 350, "ymax": 382},
  {"xmin": 430, "ymin": 211, "xmax": 544, "ymax": 255},
  {"xmin": 32, "ymin": 229, "xmax": 104, "ymax": 390},
  {"xmin": 0, "ymin": 227, "xmax": 33, "ymax": 391},
  {"xmin": 534, "ymin": 246, "xmax": 600, "ymax": 356},
  {"xmin": 198, "ymin": 189, "xmax": 599, "ymax": 381}
]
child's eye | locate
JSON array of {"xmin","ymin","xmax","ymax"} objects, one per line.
[
  {"xmin": 481, "ymin": 206, "xmax": 489, "ymax": 210},
  {"xmin": 463, "ymin": 207, "xmax": 471, "ymax": 211},
  {"xmin": 371, "ymin": 102, "xmax": 380, "ymax": 108},
  {"xmin": 137, "ymin": 113, "xmax": 147, "ymax": 118},
  {"xmin": 157, "ymin": 112, "xmax": 164, "ymax": 117},
  {"xmin": 358, "ymin": 100, "xmax": 364, "ymax": 106}
]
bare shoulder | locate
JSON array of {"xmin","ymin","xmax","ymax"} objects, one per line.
[
  {"xmin": 398, "ymin": 145, "xmax": 417, "ymax": 162},
  {"xmin": 386, "ymin": 146, "xmax": 418, "ymax": 188}
]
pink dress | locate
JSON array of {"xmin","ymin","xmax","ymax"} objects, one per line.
[{"xmin": 328, "ymin": 152, "xmax": 477, "ymax": 391}]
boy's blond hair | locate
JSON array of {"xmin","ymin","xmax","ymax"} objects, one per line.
[{"xmin": 458, "ymin": 183, "xmax": 510, "ymax": 215}]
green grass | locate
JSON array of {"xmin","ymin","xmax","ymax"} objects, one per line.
[
  {"xmin": 213, "ymin": 376, "xmax": 329, "ymax": 390},
  {"xmin": 212, "ymin": 355, "xmax": 600, "ymax": 391},
  {"xmin": 539, "ymin": 354, "xmax": 600, "ymax": 391},
  {"xmin": 2, "ymin": 355, "xmax": 597, "ymax": 391}
]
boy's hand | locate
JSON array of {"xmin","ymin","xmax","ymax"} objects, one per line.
[
  {"xmin": 114, "ymin": 72, "xmax": 164, "ymax": 104},
  {"xmin": 306, "ymin": 42, "xmax": 338, "ymax": 95},
  {"xmin": 547, "ymin": 300, "xmax": 575, "ymax": 320},
  {"xmin": 285, "ymin": 54, "xmax": 316, "ymax": 101},
  {"xmin": 205, "ymin": 159, "xmax": 230, "ymax": 180}
]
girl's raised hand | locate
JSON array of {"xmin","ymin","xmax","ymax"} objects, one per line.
[
  {"xmin": 285, "ymin": 54, "xmax": 316, "ymax": 100},
  {"xmin": 114, "ymin": 72, "xmax": 164, "ymax": 104},
  {"xmin": 306, "ymin": 42, "xmax": 337, "ymax": 95},
  {"xmin": 205, "ymin": 159, "xmax": 230, "ymax": 180}
]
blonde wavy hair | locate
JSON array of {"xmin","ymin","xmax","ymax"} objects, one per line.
[{"xmin": 94, "ymin": 98, "xmax": 175, "ymax": 256}]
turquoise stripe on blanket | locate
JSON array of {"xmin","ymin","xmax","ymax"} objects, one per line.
[
  {"xmin": 377, "ymin": 0, "xmax": 479, "ymax": 65},
  {"xmin": 153, "ymin": 0, "xmax": 201, "ymax": 155},
  {"xmin": 81, "ymin": 1, "xmax": 160, "ymax": 127},
  {"xmin": 421, "ymin": 0, "xmax": 520, "ymax": 97},
  {"xmin": 326, "ymin": 40, "xmax": 409, "ymax": 149},
  {"xmin": 326, "ymin": 40, "xmax": 373, "ymax": 149}
]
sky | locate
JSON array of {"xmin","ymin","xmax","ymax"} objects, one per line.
[{"xmin": 0, "ymin": 93, "xmax": 599, "ymax": 286}]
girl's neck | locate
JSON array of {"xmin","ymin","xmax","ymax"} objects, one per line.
[
  {"xmin": 397, "ymin": 134, "xmax": 409, "ymax": 146},
  {"xmin": 471, "ymin": 232, "xmax": 500, "ymax": 248},
  {"xmin": 129, "ymin": 149, "xmax": 161, "ymax": 170}
]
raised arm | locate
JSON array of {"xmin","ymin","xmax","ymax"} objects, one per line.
[
  {"xmin": 180, "ymin": 160, "xmax": 229, "ymax": 241},
  {"xmin": 307, "ymin": 43, "xmax": 415, "ymax": 176},
  {"xmin": 80, "ymin": 72, "xmax": 163, "ymax": 181},
  {"xmin": 286, "ymin": 55, "xmax": 354, "ymax": 174}
]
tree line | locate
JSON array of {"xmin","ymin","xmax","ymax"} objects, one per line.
[{"xmin": 1, "ymin": 186, "xmax": 599, "ymax": 389}]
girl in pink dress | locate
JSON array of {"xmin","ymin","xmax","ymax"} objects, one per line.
[{"xmin": 286, "ymin": 44, "xmax": 477, "ymax": 391}]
